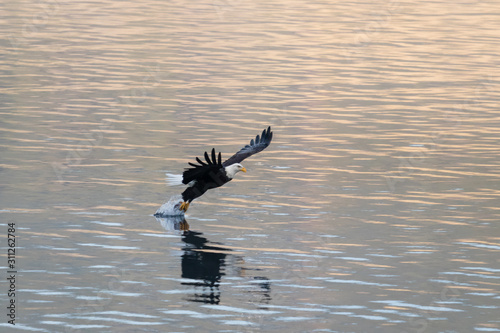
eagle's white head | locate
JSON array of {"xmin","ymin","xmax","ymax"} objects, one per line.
[{"xmin": 225, "ymin": 163, "xmax": 247, "ymax": 179}]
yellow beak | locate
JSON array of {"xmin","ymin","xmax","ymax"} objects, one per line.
[{"xmin": 241, "ymin": 167, "xmax": 247, "ymax": 173}]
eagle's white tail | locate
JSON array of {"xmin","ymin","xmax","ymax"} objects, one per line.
[{"xmin": 165, "ymin": 173, "xmax": 184, "ymax": 186}]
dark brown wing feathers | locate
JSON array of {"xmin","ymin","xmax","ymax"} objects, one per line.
[
  {"xmin": 182, "ymin": 127, "xmax": 273, "ymax": 184},
  {"xmin": 222, "ymin": 126, "xmax": 273, "ymax": 167}
]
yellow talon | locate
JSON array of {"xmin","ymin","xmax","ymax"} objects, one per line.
[{"xmin": 179, "ymin": 202, "xmax": 190, "ymax": 212}]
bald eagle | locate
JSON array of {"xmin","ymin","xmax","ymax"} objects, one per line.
[{"xmin": 166, "ymin": 126, "xmax": 273, "ymax": 212}]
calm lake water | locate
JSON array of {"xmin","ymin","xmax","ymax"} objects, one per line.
[{"xmin": 1, "ymin": 0, "xmax": 500, "ymax": 332}]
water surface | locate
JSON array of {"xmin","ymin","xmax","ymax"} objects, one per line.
[{"xmin": 1, "ymin": 0, "xmax": 499, "ymax": 332}]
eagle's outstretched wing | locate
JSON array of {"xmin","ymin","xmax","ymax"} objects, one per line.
[
  {"xmin": 222, "ymin": 126, "xmax": 273, "ymax": 167},
  {"xmin": 182, "ymin": 148, "xmax": 222, "ymax": 185}
]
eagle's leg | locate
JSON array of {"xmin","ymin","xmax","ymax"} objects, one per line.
[{"xmin": 179, "ymin": 201, "xmax": 190, "ymax": 212}]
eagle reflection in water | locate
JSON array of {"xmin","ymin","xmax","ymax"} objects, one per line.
[{"xmin": 154, "ymin": 215, "xmax": 271, "ymax": 305}]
